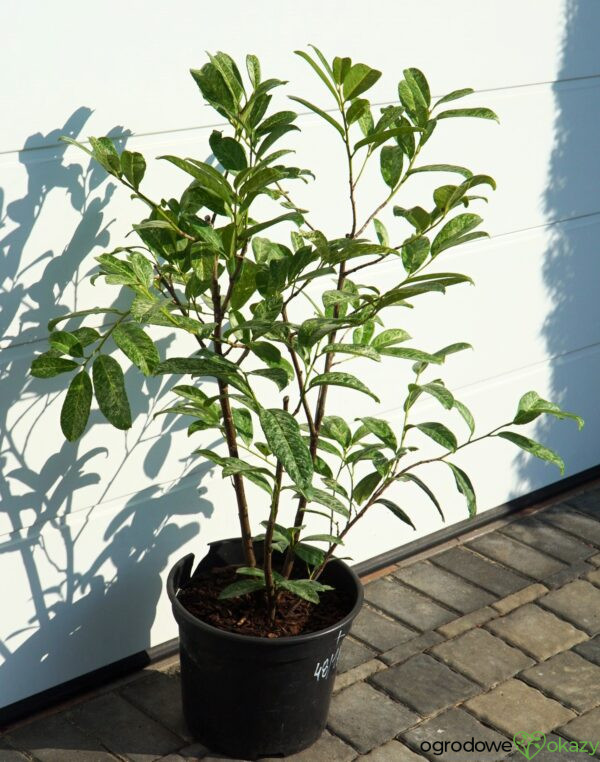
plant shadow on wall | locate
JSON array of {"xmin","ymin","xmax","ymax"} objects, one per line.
[
  {"xmin": 0, "ymin": 109, "xmax": 208, "ymax": 710},
  {"xmin": 514, "ymin": 0, "xmax": 600, "ymax": 492}
]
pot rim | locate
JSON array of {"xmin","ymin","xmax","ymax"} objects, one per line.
[{"xmin": 166, "ymin": 539, "xmax": 364, "ymax": 647}]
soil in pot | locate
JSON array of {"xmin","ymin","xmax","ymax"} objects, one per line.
[{"xmin": 177, "ymin": 565, "xmax": 353, "ymax": 638}]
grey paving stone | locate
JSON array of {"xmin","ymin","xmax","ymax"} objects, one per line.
[
  {"xmin": 364, "ymin": 578, "xmax": 454, "ymax": 631},
  {"xmin": 402, "ymin": 708, "xmax": 511, "ymax": 761},
  {"xmin": 431, "ymin": 628, "xmax": 534, "ymax": 687},
  {"xmin": 121, "ymin": 668, "xmax": 190, "ymax": 742},
  {"xmin": 327, "ymin": 682, "xmax": 418, "ymax": 754},
  {"xmin": 520, "ymin": 650, "xmax": 600, "ymax": 712},
  {"xmin": 361, "ymin": 740, "xmax": 426, "ymax": 761},
  {"xmin": 486, "ymin": 604, "xmax": 587, "ymax": 660},
  {"xmin": 393, "ymin": 562, "xmax": 495, "ymax": 614},
  {"xmin": 544, "ymin": 560, "xmax": 592, "ymax": 589},
  {"xmin": 351, "ymin": 605, "xmax": 416, "ymax": 653},
  {"xmin": 492, "ymin": 584, "xmax": 549, "ymax": 614},
  {"xmin": 501, "ymin": 516, "xmax": 595, "ymax": 563},
  {"xmin": 467, "ymin": 532, "xmax": 567, "ymax": 579},
  {"xmin": 7, "ymin": 713, "xmax": 117, "ymax": 762},
  {"xmin": 540, "ymin": 579, "xmax": 600, "ymax": 635},
  {"xmin": 67, "ymin": 693, "xmax": 183, "ymax": 762},
  {"xmin": 380, "ymin": 631, "xmax": 444, "ymax": 666},
  {"xmin": 431, "ymin": 546, "xmax": 530, "ymax": 597},
  {"xmin": 337, "ymin": 636, "xmax": 376, "ymax": 673},
  {"xmin": 351, "ymin": 604, "xmax": 417, "ymax": 652},
  {"xmin": 506, "ymin": 733, "xmax": 578, "ymax": 762},
  {"xmin": 465, "ymin": 678, "xmax": 576, "ymax": 736},
  {"xmin": 542, "ymin": 502, "xmax": 600, "ymax": 546},
  {"xmin": 585, "ymin": 567, "xmax": 600, "ymax": 585},
  {"xmin": 565, "ymin": 487, "xmax": 600, "ymax": 517},
  {"xmin": 574, "ymin": 633, "xmax": 600, "ymax": 665},
  {"xmin": 260, "ymin": 730, "xmax": 355, "ymax": 761},
  {"xmin": 560, "ymin": 706, "xmax": 600, "ymax": 750},
  {"xmin": 437, "ymin": 607, "xmax": 498, "ymax": 638},
  {"xmin": 0, "ymin": 737, "xmax": 36, "ymax": 761},
  {"xmin": 333, "ymin": 659, "xmax": 385, "ymax": 692},
  {"xmin": 169, "ymin": 743, "xmax": 208, "ymax": 760},
  {"xmin": 371, "ymin": 653, "xmax": 479, "ymax": 715}
]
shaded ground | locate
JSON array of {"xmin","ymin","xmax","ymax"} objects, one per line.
[{"xmin": 4, "ymin": 483, "xmax": 600, "ymax": 761}]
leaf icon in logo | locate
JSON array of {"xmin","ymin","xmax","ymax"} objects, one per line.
[{"xmin": 513, "ymin": 732, "xmax": 546, "ymax": 760}]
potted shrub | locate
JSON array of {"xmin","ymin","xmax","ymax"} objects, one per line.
[{"xmin": 30, "ymin": 47, "xmax": 582, "ymax": 758}]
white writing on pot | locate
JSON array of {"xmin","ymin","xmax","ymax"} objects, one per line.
[{"xmin": 313, "ymin": 629, "xmax": 346, "ymax": 681}]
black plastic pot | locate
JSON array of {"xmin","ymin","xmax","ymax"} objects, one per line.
[{"xmin": 167, "ymin": 538, "xmax": 363, "ymax": 759}]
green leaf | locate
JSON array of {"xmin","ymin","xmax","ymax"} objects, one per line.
[
  {"xmin": 236, "ymin": 566, "xmax": 265, "ymax": 578},
  {"xmin": 209, "ymin": 51, "xmax": 245, "ymax": 104},
  {"xmin": 304, "ymin": 486, "xmax": 350, "ymax": 518},
  {"xmin": 445, "ymin": 462, "xmax": 477, "ymax": 517},
  {"xmin": 112, "ymin": 323, "xmax": 159, "ymax": 376},
  {"xmin": 434, "ymin": 88, "xmax": 474, "ymax": 107},
  {"xmin": 304, "ymin": 534, "xmax": 343, "ymax": 544},
  {"xmin": 437, "ymin": 107, "xmax": 499, "ymax": 123},
  {"xmin": 408, "ymin": 163, "xmax": 473, "ymax": 179},
  {"xmin": 322, "ymin": 343, "xmax": 381, "ymax": 361},
  {"xmin": 243, "ymin": 211, "xmax": 303, "ymax": 240},
  {"xmin": 308, "ymin": 372, "xmax": 380, "ymax": 402},
  {"xmin": 353, "ymin": 471, "xmax": 381, "ymax": 504},
  {"xmin": 88, "ymin": 136, "xmax": 121, "ymax": 176},
  {"xmin": 155, "ymin": 357, "xmax": 251, "ymax": 396},
  {"xmin": 380, "ymin": 145, "xmax": 403, "ymax": 189},
  {"xmin": 278, "ymin": 577, "xmax": 333, "ymax": 603},
  {"xmin": 294, "ymin": 49, "xmax": 338, "ymax": 99},
  {"xmin": 121, "ymin": 150, "xmax": 146, "ymax": 190},
  {"xmin": 333, "ymin": 56, "xmax": 352, "ymax": 84},
  {"xmin": 60, "ymin": 371, "xmax": 93, "ymax": 442},
  {"xmin": 407, "ymin": 382, "xmax": 454, "ymax": 410},
  {"xmin": 454, "ymin": 399, "xmax": 475, "ymax": 437},
  {"xmin": 49, "ymin": 331, "xmax": 84, "ymax": 357},
  {"xmin": 404, "ymin": 68, "xmax": 430, "ymax": 107},
  {"xmin": 356, "ymin": 417, "xmax": 397, "ymax": 450},
  {"xmin": 259, "ymin": 408, "xmax": 313, "ymax": 489},
  {"xmin": 232, "ymin": 408, "xmax": 253, "ymax": 445},
  {"xmin": 371, "ymin": 329, "xmax": 411, "ymax": 349},
  {"xmin": 209, "ymin": 131, "xmax": 247, "ymax": 171},
  {"xmin": 346, "ymin": 97, "xmax": 369, "ymax": 125},
  {"xmin": 320, "ymin": 416, "xmax": 351, "ymax": 448},
  {"xmin": 376, "ymin": 498, "xmax": 416, "ymax": 529},
  {"xmin": 191, "ymin": 62, "xmax": 236, "ymax": 114},
  {"xmin": 431, "ymin": 213, "xmax": 484, "ymax": 256},
  {"xmin": 401, "ymin": 237, "xmax": 430, "ymax": 274},
  {"xmin": 92, "ymin": 355, "xmax": 132, "ymax": 430},
  {"xmin": 219, "ymin": 579, "xmax": 265, "ymax": 599},
  {"xmin": 288, "ymin": 96, "xmax": 345, "ymax": 137},
  {"xmin": 513, "ymin": 391, "xmax": 584, "ymax": 430},
  {"xmin": 249, "ymin": 367, "xmax": 289, "ymax": 391},
  {"xmin": 71, "ymin": 327, "xmax": 101, "ymax": 348},
  {"xmin": 159, "ymin": 155, "xmax": 233, "ymax": 201},
  {"xmin": 343, "ymin": 63, "xmax": 382, "ymax": 101},
  {"xmin": 293, "ymin": 544, "xmax": 325, "ymax": 568},
  {"xmin": 496, "ymin": 431, "xmax": 565, "ymax": 474},
  {"xmin": 373, "ymin": 218, "xmax": 389, "ymax": 246},
  {"xmin": 379, "ymin": 347, "xmax": 443, "ymax": 364},
  {"xmin": 246, "ymin": 54, "xmax": 261, "ymax": 88},
  {"xmin": 47, "ymin": 308, "xmax": 124, "ymax": 332},
  {"xmin": 353, "ymin": 320, "xmax": 375, "ymax": 346},
  {"xmin": 31, "ymin": 354, "xmax": 79, "ymax": 378},
  {"xmin": 413, "ymin": 422, "xmax": 457, "ymax": 451},
  {"xmin": 399, "ymin": 473, "xmax": 444, "ymax": 520}
]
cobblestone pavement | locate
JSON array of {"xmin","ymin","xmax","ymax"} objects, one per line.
[{"xmin": 4, "ymin": 486, "xmax": 600, "ymax": 761}]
